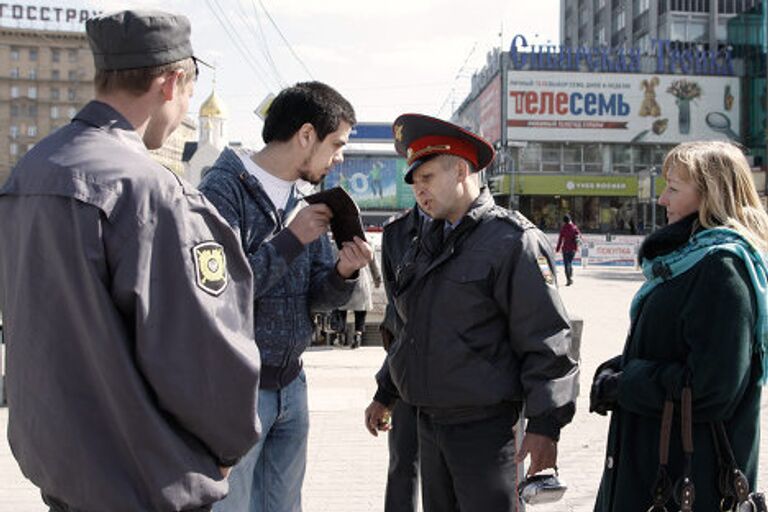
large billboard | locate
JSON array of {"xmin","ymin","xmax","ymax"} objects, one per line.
[
  {"xmin": 325, "ymin": 156, "xmax": 414, "ymax": 210},
  {"xmin": 454, "ymin": 75, "xmax": 502, "ymax": 145},
  {"xmin": 506, "ymin": 71, "xmax": 741, "ymax": 144}
]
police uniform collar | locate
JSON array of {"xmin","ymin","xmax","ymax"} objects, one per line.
[
  {"xmin": 73, "ymin": 101, "xmax": 146, "ymax": 152},
  {"xmin": 462, "ymin": 188, "xmax": 497, "ymax": 224}
]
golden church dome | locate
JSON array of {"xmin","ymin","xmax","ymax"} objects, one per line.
[{"xmin": 199, "ymin": 91, "xmax": 226, "ymax": 118}]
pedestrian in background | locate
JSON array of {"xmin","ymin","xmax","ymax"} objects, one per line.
[
  {"xmin": 556, "ymin": 214, "xmax": 581, "ymax": 286},
  {"xmin": 365, "ymin": 204, "xmax": 429, "ymax": 512},
  {"xmin": 368, "ymin": 114, "xmax": 579, "ymax": 511},
  {"xmin": 591, "ymin": 141, "xmax": 768, "ymax": 510},
  {"xmin": 332, "ymin": 256, "xmax": 382, "ymax": 349},
  {"xmin": 200, "ymin": 81, "xmax": 373, "ymax": 512},
  {"xmin": 0, "ymin": 10, "xmax": 262, "ymax": 511}
]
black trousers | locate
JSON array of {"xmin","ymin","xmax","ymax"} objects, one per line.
[
  {"xmin": 418, "ymin": 410, "xmax": 520, "ymax": 512},
  {"xmin": 563, "ymin": 250, "xmax": 576, "ymax": 281},
  {"xmin": 385, "ymin": 400, "xmax": 420, "ymax": 512}
]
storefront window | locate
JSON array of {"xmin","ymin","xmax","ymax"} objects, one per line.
[
  {"xmin": 541, "ymin": 143, "xmax": 561, "ymax": 172},
  {"xmin": 688, "ymin": 19, "xmax": 708, "ymax": 42},
  {"xmin": 563, "ymin": 144, "xmax": 582, "ymax": 173},
  {"xmin": 521, "ymin": 143, "xmax": 541, "ymax": 172},
  {"xmin": 518, "ymin": 195, "xmax": 638, "ymax": 233},
  {"xmin": 611, "ymin": 144, "xmax": 633, "ymax": 173},
  {"xmin": 583, "ymin": 144, "xmax": 602, "ymax": 173}
]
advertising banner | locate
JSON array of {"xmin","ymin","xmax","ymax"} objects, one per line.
[
  {"xmin": 477, "ymin": 76, "xmax": 502, "ymax": 143},
  {"xmin": 325, "ymin": 156, "xmax": 414, "ymax": 210},
  {"xmin": 506, "ymin": 70, "xmax": 741, "ymax": 144},
  {"xmin": 453, "ymin": 75, "xmax": 502, "ymax": 145},
  {"xmin": 515, "ymin": 174, "xmax": 639, "ymax": 197}
]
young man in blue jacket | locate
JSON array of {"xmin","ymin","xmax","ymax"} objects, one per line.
[{"xmin": 200, "ymin": 81, "xmax": 373, "ymax": 512}]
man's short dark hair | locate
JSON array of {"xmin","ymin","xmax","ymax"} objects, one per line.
[
  {"xmin": 262, "ymin": 81, "xmax": 356, "ymax": 144},
  {"xmin": 563, "ymin": 214, "xmax": 572, "ymax": 223}
]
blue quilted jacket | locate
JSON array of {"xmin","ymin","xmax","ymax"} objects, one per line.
[{"xmin": 200, "ymin": 148, "xmax": 354, "ymax": 388}]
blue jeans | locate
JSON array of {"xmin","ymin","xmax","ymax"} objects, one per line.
[{"xmin": 214, "ymin": 370, "xmax": 309, "ymax": 512}]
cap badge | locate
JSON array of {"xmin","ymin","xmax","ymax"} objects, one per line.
[{"xmin": 394, "ymin": 124, "xmax": 404, "ymax": 142}]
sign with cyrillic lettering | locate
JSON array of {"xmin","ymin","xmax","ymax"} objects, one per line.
[{"xmin": 507, "ymin": 70, "xmax": 741, "ymax": 143}]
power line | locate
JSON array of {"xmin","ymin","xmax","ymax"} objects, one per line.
[
  {"xmin": 436, "ymin": 42, "xmax": 477, "ymax": 118},
  {"xmin": 205, "ymin": 0, "xmax": 280, "ymax": 92},
  {"xmin": 258, "ymin": 0, "xmax": 315, "ymax": 80},
  {"xmin": 248, "ymin": 0, "xmax": 285, "ymax": 87}
]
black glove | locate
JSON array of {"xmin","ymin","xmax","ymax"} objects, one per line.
[
  {"xmin": 593, "ymin": 355, "xmax": 623, "ymax": 379},
  {"xmin": 589, "ymin": 355, "xmax": 623, "ymax": 416},
  {"xmin": 590, "ymin": 368, "xmax": 622, "ymax": 416}
]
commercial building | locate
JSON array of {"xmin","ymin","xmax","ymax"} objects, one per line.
[
  {"xmin": 561, "ymin": 0, "xmax": 763, "ymax": 53},
  {"xmin": 453, "ymin": 21, "xmax": 765, "ymax": 233}
]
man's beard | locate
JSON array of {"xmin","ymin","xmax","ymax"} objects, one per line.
[
  {"xmin": 298, "ymin": 168, "xmax": 323, "ymax": 186},
  {"xmin": 298, "ymin": 154, "xmax": 326, "ymax": 185}
]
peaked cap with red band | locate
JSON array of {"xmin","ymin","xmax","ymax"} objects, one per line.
[{"xmin": 392, "ymin": 113, "xmax": 495, "ymax": 184}]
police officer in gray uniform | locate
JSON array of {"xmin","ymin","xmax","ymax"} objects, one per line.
[
  {"xmin": 368, "ymin": 114, "xmax": 579, "ymax": 511},
  {"xmin": 0, "ymin": 10, "xmax": 261, "ymax": 512}
]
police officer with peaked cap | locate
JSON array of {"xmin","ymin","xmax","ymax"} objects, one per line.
[
  {"xmin": 367, "ymin": 113, "xmax": 579, "ymax": 511},
  {"xmin": 0, "ymin": 10, "xmax": 261, "ymax": 511}
]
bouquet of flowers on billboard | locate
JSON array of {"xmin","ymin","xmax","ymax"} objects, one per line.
[{"xmin": 667, "ymin": 79, "xmax": 702, "ymax": 135}]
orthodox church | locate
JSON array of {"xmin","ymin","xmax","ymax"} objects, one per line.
[{"xmin": 183, "ymin": 88, "xmax": 228, "ymax": 186}]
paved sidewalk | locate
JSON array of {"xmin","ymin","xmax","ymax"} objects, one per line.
[{"xmin": 3, "ymin": 266, "xmax": 768, "ymax": 511}]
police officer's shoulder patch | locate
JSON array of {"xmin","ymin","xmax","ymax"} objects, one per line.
[
  {"xmin": 193, "ymin": 241, "xmax": 228, "ymax": 296},
  {"xmin": 537, "ymin": 255, "xmax": 555, "ymax": 285},
  {"xmin": 496, "ymin": 208, "xmax": 536, "ymax": 231}
]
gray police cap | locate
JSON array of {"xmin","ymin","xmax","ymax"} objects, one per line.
[{"xmin": 86, "ymin": 10, "xmax": 194, "ymax": 71}]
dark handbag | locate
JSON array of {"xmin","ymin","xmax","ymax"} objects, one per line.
[
  {"xmin": 711, "ymin": 421, "xmax": 767, "ymax": 512},
  {"xmin": 648, "ymin": 387, "xmax": 695, "ymax": 512},
  {"xmin": 648, "ymin": 382, "xmax": 766, "ymax": 512}
]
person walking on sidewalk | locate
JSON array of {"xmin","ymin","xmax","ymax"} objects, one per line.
[
  {"xmin": 365, "ymin": 204, "xmax": 430, "ymax": 512},
  {"xmin": 590, "ymin": 141, "xmax": 768, "ymax": 510},
  {"xmin": 332, "ymin": 256, "xmax": 382, "ymax": 349},
  {"xmin": 0, "ymin": 10, "xmax": 262, "ymax": 511},
  {"xmin": 368, "ymin": 114, "xmax": 579, "ymax": 511},
  {"xmin": 200, "ymin": 81, "xmax": 373, "ymax": 512},
  {"xmin": 556, "ymin": 214, "xmax": 581, "ymax": 286}
]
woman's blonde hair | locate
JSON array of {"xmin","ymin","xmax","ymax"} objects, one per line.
[{"xmin": 662, "ymin": 140, "xmax": 768, "ymax": 252}]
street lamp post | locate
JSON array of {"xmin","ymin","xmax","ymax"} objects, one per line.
[{"xmin": 650, "ymin": 166, "xmax": 659, "ymax": 232}]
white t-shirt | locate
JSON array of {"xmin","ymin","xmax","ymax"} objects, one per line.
[{"xmin": 236, "ymin": 149, "xmax": 294, "ymax": 212}]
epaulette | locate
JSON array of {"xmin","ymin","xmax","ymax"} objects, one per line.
[
  {"xmin": 495, "ymin": 208, "xmax": 536, "ymax": 231},
  {"xmin": 383, "ymin": 208, "xmax": 412, "ymax": 228}
]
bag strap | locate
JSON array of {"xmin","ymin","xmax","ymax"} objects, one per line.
[
  {"xmin": 648, "ymin": 397, "xmax": 675, "ymax": 512},
  {"xmin": 711, "ymin": 421, "xmax": 751, "ymax": 510},
  {"xmin": 677, "ymin": 386, "xmax": 695, "ymax": 512}
]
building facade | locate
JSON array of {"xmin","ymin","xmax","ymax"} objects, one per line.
[
  {"xmin": 453, "ymin": 29, "xmax": 765, "ymax": 233},
  {"xmin": 0, "ymin": 26, "xmax": 93, "ymax": 184},
  {"xmin": 561, "ymin": 0, "xmax": 763, "ymax": 52}
]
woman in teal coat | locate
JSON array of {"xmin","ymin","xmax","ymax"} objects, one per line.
[{"xmin": 591, "ymin": 141, "xmax": 768, "ymax": 511}]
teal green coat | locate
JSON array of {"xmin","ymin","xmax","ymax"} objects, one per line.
[{"xmin": 595, "ymin": 250, "xmax": 762, "ymax": 511}]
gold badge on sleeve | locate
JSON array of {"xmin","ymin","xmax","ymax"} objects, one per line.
[
  {"xmin": 193, "ymin": 242, "xmax": 228, "ymax": 296},
  {"xmin": 537, "ymin": 256, "xmax": 555, "ymax": 286}
]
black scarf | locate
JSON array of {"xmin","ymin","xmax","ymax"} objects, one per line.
[{"xmin": 637, "ymin": 213, "xmax": 700, "ymax": 263}]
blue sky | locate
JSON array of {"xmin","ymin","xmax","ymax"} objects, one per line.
[{"xmin": 10, "ymin": 0, "xmax": 561, "ymax": 146}]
